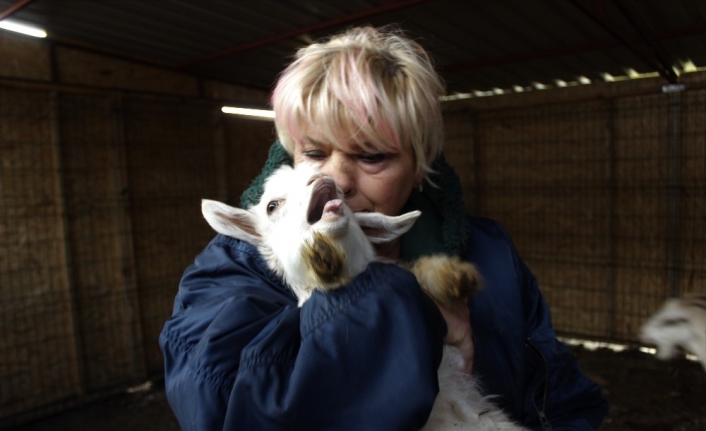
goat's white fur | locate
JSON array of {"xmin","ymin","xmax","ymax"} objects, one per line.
[
  {"xmin": 202, "ymin": 163, "xmax": 528, "ymax": 431},
  {"xmin": 639, "ymin": 293, "xmax": 706, "ymax": 373}
]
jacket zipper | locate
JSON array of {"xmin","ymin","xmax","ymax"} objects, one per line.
[{"xmin": 526, "ymin": 339, "xmax": 553, "ymax": 431}]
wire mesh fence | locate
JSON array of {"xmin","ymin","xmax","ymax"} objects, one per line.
[
  {"xmin": 446, "ymin": 86, "xmax": 706, "ymax": 343},
  {"xmin": 0, "ymin": 86, "xmax": 273, "ymax": 426}
]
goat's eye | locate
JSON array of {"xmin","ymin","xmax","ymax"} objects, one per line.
[
  {"xmin": 267, "ymin": 201, "xmax": 279, "ymax": 215},
  {"xmin": 662, "ymin": 318, "xmax": 688, "ymax": 326}
]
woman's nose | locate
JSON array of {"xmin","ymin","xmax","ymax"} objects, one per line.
[{"xmin": 321, "ymin": 153, "xmax": 355, "ymax": 198}]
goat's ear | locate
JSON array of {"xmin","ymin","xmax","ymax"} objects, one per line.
[
  {"xmin": 354, "ymin": 210, "xmax": 421, "ymax": 244},
  {"xmin": 201, "ymin": 199, "xmax": 261, "ymax": 245}
]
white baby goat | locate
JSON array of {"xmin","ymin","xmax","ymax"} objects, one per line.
[
  {"xmin": 202, "ymin": 163, "xmax": 528, "ymax": 431},
  {"xmin": 639, "ymin": 293, "xmax": 706, "ymax": 373}
]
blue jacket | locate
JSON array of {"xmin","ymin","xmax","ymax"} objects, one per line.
[{"xmin": 160, "ymin": 145, "xmax": 607, "ymax": 430}]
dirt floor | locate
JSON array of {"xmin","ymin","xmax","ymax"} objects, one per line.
[
  {"xmin": 575, "ymin": 347, "xmax": 706, "ymax": 431},
  {"xmin": 8, "ymin": 347, "xmax": 706, "ymax": 431}
]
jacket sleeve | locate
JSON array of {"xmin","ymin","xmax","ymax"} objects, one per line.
[
  {"xmin": 159, "ymin": 234, "xmax": 446, "ymax": 431},
  {"xmin": 518, "ymin": 254, "xmax": 609, "ymax": 431}
]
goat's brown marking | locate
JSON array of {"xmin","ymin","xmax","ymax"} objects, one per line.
[
  {"xmin": 411, "ymin": 255, "xmax": 483, "ymax": 308},
  {"xmin": 302, "ymin": 232, "xmax": 347, "ymax": 289}
]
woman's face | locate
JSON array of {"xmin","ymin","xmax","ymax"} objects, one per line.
[{"xmin": 292, "ymin": 128, "xmax": 419, "ymax": 217}]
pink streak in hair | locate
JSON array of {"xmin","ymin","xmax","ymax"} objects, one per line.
[
  {"xmin": 337, "ymin": 49, "xmax": 401, "ymax": 151},
  {"xmin": 271, "ymin": 66, "xmax": 303, "ymax": 147}
]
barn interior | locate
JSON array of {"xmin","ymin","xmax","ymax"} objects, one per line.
[{"xmin": 1, "ymin": 0, "xmax": 706, "ymax": 430}]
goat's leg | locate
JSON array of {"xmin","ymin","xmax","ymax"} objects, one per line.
[{"xmin": 410, "ymin": 255, "xmax": 482, "ymax": 308}]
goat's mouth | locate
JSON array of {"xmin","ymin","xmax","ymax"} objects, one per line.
[{"xmin": 307, "ymin": 178, "xmax": 343, "ymax": 224}]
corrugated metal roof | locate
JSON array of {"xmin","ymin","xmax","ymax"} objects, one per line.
[{"xmin": 1, "ymin": 0, "xmax": 705, "ymax": 96}]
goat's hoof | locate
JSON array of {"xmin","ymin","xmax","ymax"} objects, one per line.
[{"xmin": 410, "ymin": 255, "xmax": 483, "ymax": 307}]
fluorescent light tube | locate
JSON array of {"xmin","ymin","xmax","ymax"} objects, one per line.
[
  {"xmin": 0, "ymin": 19, "xmax": 47, "ymax": 38},
  {"xmin": 221, "ymin": 106, "xmax": 275, "ymax": 119}
]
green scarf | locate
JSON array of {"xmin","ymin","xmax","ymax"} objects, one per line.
[{"xmin": 239, "ymin": 142, "xmax": 470, "ymax": 259}]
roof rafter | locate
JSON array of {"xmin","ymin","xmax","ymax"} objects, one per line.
[
  {"xmin": 440, "ymin": 24, "xmax": 706, "ymax": 76},
  {"xmin": 569, "ymin": 0, "xmax": 678, "ymax": 83}
]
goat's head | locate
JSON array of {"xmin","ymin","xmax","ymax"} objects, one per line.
[
  {"xmin": 201, "ymin": 164, "xmax": 421, "ymax": 303},
  {"xmin": 639, "ymin": 294, "xmax": 706, "ymax": 362}
]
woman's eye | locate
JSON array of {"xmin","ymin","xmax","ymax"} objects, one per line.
[
  {"xmin": 358, "ymin": 152, "xmax": 388, "ymax": 164},
  {"xmin": 303, "ymin": 150, "xmax": 327, "ymax": 160},
  {"xmin": 267, "ymin": 201, "xmax": 279, "ymax": 215}
]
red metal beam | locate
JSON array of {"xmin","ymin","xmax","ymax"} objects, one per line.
[
  {"xmin": 0, "ymin": 0, "xmax": 37, "ymax": 20},
  {"xmin": 178, "ymin": 0, "xmax": 430, "ymax": 68}
]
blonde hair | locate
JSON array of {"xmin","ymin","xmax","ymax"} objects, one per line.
[{"xmin": 271, "ymin": 26, "xmax": 444, "ymax": 178}]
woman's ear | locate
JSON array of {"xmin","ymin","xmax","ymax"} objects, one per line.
[{"xmin": 415, "ymin": 172, "xmax": 426, "ymax": 192}]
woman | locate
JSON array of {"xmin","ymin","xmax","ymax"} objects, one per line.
[{"xmin": 160, "ymin": 26, "xmax": 607, "ymax": 430}]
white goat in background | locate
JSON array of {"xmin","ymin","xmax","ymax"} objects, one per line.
[
  {"xmin": 639, "ymin": 293, "xmax": 706, "ymax": 373},
  {"xmin": 202, "ymin": 163, "xmax": 528, "ymax": 431}
]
